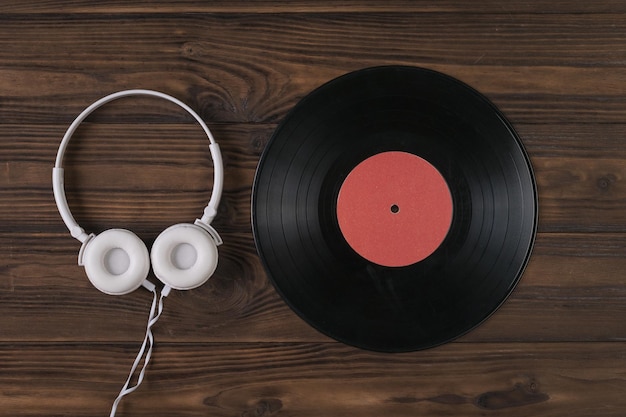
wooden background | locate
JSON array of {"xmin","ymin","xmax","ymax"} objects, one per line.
[{"xmin": 1, "ymin": 1, "xmax": 625, "ymax": 416}]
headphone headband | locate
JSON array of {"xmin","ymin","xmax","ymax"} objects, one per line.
[{"xmin": 52, "ymin": 89, "xmax": 224, "ymax": 243}]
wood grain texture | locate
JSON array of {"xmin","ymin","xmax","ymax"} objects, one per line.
[
  {"xmin": 0, "ymin": 1, "xmax": 625, "ymax": 416},
  {"xmin": 2, "ymin": 343, "xmax": 626, "ymax": 417},
  {"xmin": 2, "ymin": 14, "xmax": 626, "ymax": 124},
  {"xmin": 4, "ymin": 0, "xmax": 626, "ymax": 14}
]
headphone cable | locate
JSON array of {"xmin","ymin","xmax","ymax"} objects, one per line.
[{"xmin": 109, "ymin": 284, "xmax": 171, "ymax": 417}]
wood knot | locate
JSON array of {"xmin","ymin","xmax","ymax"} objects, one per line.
[
  {"xmin": 181, "ymin": 41, "xmax": 202, "ymax": 58},
  {"xmin": 596, "ymin": 174, "xmax": 616, "ymax": 192},
  {"xmin": 242, "ymin": 398, "xmax": 283, "ymax": 417},
  {"xmin": 250, "ymin": 132, "xmax": 270, "ymax": 154},
  {"xmin": 474, "ymin": 379, "xmax": 549, "ymax": 410}
]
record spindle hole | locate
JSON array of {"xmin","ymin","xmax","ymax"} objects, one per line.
[{"xmin": 390, "ymin": 204, "xmax": 400, "ymax": 214}]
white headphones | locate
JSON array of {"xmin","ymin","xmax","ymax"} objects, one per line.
[
  {"xmin": 53, "ymin": 89, "xmax": 224, "ymax": 296},
  {"xmin": 53, "ymin": 89, "xmax": 224, "ymax": 416}
]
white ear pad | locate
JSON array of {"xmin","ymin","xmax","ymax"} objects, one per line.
[
  {"xmin": 82, "ymin": 229, "xmax": 150, "ymax": 295},
  {"xmin": 150, "ymin": 223, "xmax": 218, "ymax": 290}
]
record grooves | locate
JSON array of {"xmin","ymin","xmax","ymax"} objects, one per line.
[{"xmin": 252, "ymin": 66, "xmax": 537, "ymax": 352}]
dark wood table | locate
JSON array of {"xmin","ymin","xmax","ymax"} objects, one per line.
[{"xmin": 1, "ymin": 2, "xmax": 625, "ymax": 416}]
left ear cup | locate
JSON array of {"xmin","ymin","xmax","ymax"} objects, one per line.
[
  {"xmin": 82, "ymin": 229, "xmax": 151, "ymax": 295},
  {"xmin": 150, "ymin": 223, "xmax": 219, "ymax": 290}
]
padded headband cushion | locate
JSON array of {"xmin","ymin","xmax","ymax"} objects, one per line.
[
  {"xmin": 83, "ymin": 229, "xmax": 150, "ymax": 295},
  {"xmin": 151, "ymin": 223, "xmax": 218, "ymax": 290}
]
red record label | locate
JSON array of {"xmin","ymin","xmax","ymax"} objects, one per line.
[{"xmin": 337, "ymin": 151, "xmax": 453, "ymax": 267}]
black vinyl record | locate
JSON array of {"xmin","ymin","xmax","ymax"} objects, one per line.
[{"xmin": 252, "ymin": 66, "xmax": 537, "ymax": 352}]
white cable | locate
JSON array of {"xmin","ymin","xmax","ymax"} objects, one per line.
[{"xmin": 109, "ymin": 285, "xmax": 171, "ymax": 417}]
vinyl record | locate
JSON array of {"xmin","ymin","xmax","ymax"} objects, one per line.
[{"xmin": 252, "ymin": 66, "xmax": 537, "ymax": 352}]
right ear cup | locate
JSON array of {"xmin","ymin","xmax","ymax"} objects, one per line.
[
  {"xmin": 82, "ymin": 229, "xmax": 150, "ymax": 295},
  {"xmin": 150, "ymin": 223, "xmax": 218, "ymax": 290}
]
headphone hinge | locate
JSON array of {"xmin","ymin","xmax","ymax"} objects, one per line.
[
  {"xmin": 194, "ymin": 219, "xmax": 223, "ymax": 246},
  {"xmin": 77, "ymin": 233, "xmax": 96, "ymax": 266}
]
